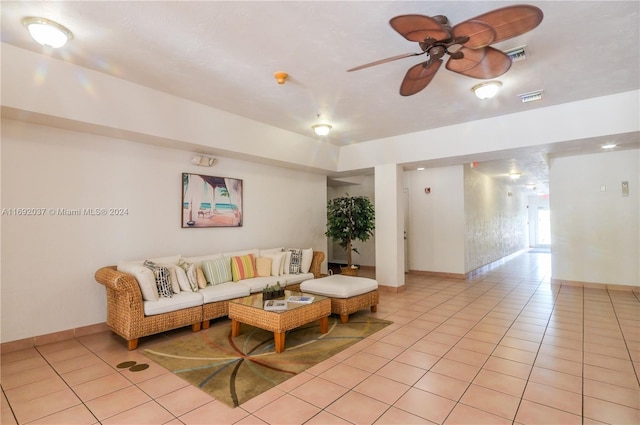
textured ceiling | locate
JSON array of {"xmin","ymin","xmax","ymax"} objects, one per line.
[{"xmin": 2, "ymin": 1, "xmax": 639, "ymax": 192}]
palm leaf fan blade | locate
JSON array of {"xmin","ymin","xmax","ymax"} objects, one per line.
[
  {"xmin": 461, "ymin": 5, "xmax": 543, "ymax": 43},
  {"xmin": 445, "ymin": 47, "xmax": 511, "ymax": 79},
  {"xmin": 400, "ymin": 60, "xmax": 442, "ymax": 96},
  {"xmin": 389, "ymin": 14, "xmax": 449, "ymax": 42}
]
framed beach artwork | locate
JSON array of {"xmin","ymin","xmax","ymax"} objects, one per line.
[{"xmin": 182, "ymin": 173, "xmax": 243, "ymax": 228}]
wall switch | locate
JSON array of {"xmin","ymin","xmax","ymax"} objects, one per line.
[
  {"xmin": 600, "ymin": 185, "xmax": 606, "ymax": 192},
  {"xmin": 622, "ymin": 181, "xmax": 629, "ymax": 196}
]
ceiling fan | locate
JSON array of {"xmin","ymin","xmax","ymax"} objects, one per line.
[{"xmin": 348, "ymin": 5, "xmax": 544, "ymax": 96}]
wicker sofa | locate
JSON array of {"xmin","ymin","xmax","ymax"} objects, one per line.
[{"xmin": 95, "ymin": 248, "xmax": 324, "ymax": 350}]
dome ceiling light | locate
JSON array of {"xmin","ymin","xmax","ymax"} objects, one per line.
[
  {"xmin": 22, "ymin": 17, "xmax": 73, "ymax": 48},
  {"xmin": 312, "ymin": 124, "xmax": 332, "ymax": 136},
  {"xmin": 472, "ymin": 81, "xmax": 502, "ymax": 99}
]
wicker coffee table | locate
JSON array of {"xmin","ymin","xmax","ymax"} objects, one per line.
[{"xmin": 229, "ymin": 290, "xmax": 331, "ymax": 353}]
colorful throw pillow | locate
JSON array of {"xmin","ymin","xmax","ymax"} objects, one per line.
[
  {"xmin": 196, "ymin": 267, "xmax": 207, "ymax": 289},
  {"xmin": 201, "ymin": 257, "xmax": 232, "ymax": 286},
  {"xmin": 256, "ymin": 257, "xmax": 272, "ymax": 277},
  {"xmin": 231, "ymin": 254, "xmax": 256, "ymax": 282},
  {"xmin": 289, "ymin": 249, "xmax": 302, "ymax": 274},
  {"xmin": 143, "ymin": 260, "xmax": 173, "ymax": 298},
  {"xmin": 177, "ymin": 259, "xmax": 198, "ymax": 291}
]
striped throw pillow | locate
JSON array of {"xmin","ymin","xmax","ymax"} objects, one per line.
[
  {"xmin": 201, "ymin": 257, "xmax": 232, "ymax": 286},
  {"xmin": 231, "ymin": 254, "xmax": 256, "ymax": 282}
]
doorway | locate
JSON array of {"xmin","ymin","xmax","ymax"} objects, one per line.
[{"xmin": 536, "ymin": 207, "xmax": 551, "ymax": 247}]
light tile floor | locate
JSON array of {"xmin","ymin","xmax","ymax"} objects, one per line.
[{"xmin": 2, "ymin": 251, "xmax": 639, "ymax": 424}]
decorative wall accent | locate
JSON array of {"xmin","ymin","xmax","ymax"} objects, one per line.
[{"xmin": 182, "ymin": 173, "xmax": 243, "ymax": 228}]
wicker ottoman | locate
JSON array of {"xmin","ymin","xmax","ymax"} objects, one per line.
[{"xmin": 300, "ymin": 275, "xmax": 379, "ymax": 323}]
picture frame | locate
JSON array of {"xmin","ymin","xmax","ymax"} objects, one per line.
[{"xmin": 182, "ymin": 173, "xmax": 243, "ymax": 228}]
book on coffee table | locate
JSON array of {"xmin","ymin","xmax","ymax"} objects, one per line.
[
  {"xmin": 287, "ymin": 295, "xmax": 314, "ymax": 304},
  {"xmin": 264, "ymin": 300, "xmax": 287, "ymax": 311}
]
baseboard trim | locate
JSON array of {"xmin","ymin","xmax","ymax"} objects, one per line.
[
  {"xmin": 551, "ymin": 278, "xmax": 640, "ymax": 292},
  {"xmin": 1, "ymin": 322, "xmax": 110, "ymax": 354},
  {"xmin": 408, "ymin": 270, "xmax": 466, "ymax": 280}
]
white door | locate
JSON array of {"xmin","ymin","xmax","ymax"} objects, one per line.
[{"xmin": 536, "ymin": 208, "xmax": 551, "ymax": 247}]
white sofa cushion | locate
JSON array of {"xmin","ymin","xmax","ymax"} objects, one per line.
[
  {"xmin": 182, "ymin": 253, "xmax": 222, "ymax": 264},
  {"xmin": 199, "ymin": 281, "xmax": 250, "ymax": 303},
  {"xmin": 282, "ymin": 272, "xmax": 314, "ymax": 286},
  {"xmin": 143, "ymin": 291, "xmax": 203, "ymax": 316},
  {"xmin": 300, "ymin": 248, "xmax": 313, "ymax": 273},
  {"xmin": 262, "ymin": 252, "xmax": 284, "ymax": 276},
  {"xmin": 300, "ymin": 275, "xmax": 378, "ymax": 298},
  {"xmin": 259, "ymin": 247, "xmax": 284, "ymax": 256},
  {"xmin": 117, "ymin": 263, "xmax": 159, "ymax": 301},
  {"xmin": 237, "ymin": 276, "xmax": 281, "ymax": 293}
]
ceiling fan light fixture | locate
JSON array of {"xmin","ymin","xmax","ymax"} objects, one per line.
[
  {"xmin": 22, "ymin": 17, "xmax": 73, "ymax": 48},
  {"xmin": 472, "ymin": 81, "xmax": 502, "ymax": 99},
  {"xmin": 312, "ymin": 123, "xmax": 332, "ymax": 136}
]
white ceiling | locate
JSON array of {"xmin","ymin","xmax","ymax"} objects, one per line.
[{"xmin": 2, "ymin": 1, "xmax": 639, "ymax": 192}]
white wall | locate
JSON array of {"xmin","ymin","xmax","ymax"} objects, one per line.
[
  {"xmin": 464, "ymin": 168, "xmax": 528, "ymax": 272},
  {"xmin": 550, "ymin": 149, "xmax": 639, "ymax": 287},
  {"xmin": 1, "ymin": 119, "xmax": 328, "ymax": 342},
  {"xmin": 326, "ymin": 176, "xmax": 376, "ymax": 267},
  {"xmin": 404, "ymin": 166, "xmax": 466, "ymax": 274}
]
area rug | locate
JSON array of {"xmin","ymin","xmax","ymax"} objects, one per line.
[{"xmin": 142, "ymin": 314, "xmax": 392, "ymax": 407}]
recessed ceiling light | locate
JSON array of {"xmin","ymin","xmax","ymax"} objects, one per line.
[
  {"xmin": 601, "ymin": 143, "xmax": 617, "ymax": 149},
  {"xmin": 22, "ymin": 17, "xmax": 73, "ymax": 48},
  {"xmin": 417, "ymin": 167, "xmax": 425, "ymax": 171},
  {"xmin": 472, "ymin": 81, "xmax": 502, "ymax": 99}
]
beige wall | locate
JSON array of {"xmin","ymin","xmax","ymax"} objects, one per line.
[
  {"xmin": 550, "ymin": 149, "xmax": 640, "ymax": 286},
  {"xmin": 1, "ymin": 119, "xmax": 328, "ymax": 343}
]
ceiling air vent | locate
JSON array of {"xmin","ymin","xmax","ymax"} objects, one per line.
[
  {"xmin": 504, "ymin": 45, "xmax": 527, "ymax": 62},
  {"xmin": 518, "ymin": 90, "xmax": 544, "ymax": 103}
]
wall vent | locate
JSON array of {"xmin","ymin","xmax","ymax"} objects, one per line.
[
  {"xmin": 504, "ymin": 45, "xmax": 527, "ymax": 62},
  {"xmin": 518, "ymin": 90, "xmax": 544, "ymax": 103}
]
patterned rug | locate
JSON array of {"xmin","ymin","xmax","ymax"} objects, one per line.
[{"xmin": 143, "ymin": 313, "xmax": 392, "ymax": 408}]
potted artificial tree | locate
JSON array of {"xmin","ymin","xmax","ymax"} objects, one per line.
[{"xmin": 325, "ymin": 194, "xmax": 375, "ymax": 276}]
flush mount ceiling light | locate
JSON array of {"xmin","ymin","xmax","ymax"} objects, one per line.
[
  {"xmin": 509, "ymin": 172, "xmax": 522, "ymax": 180},
  {"xmin": 312, "ymin": 123, "xmax": 332, "ymax": 136},
  {"xmin": 472, "ymin": 81, "xmax": 502, "ymax": 100},
  {"xmin": 601, "ymin": 143, "xmax": 617, "ymax": 149},
  {"xmin": 22, "ymin": 17, "xmax": 73, "ymax": 48}
]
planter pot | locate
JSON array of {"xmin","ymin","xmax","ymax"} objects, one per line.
[
  {"xmin": 340, "ymin": 266, "xmax": 359, "ymax": 277},
  {"xmin": 263, "ymin": 289, "xmax": 285, "ymax": 300}
]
